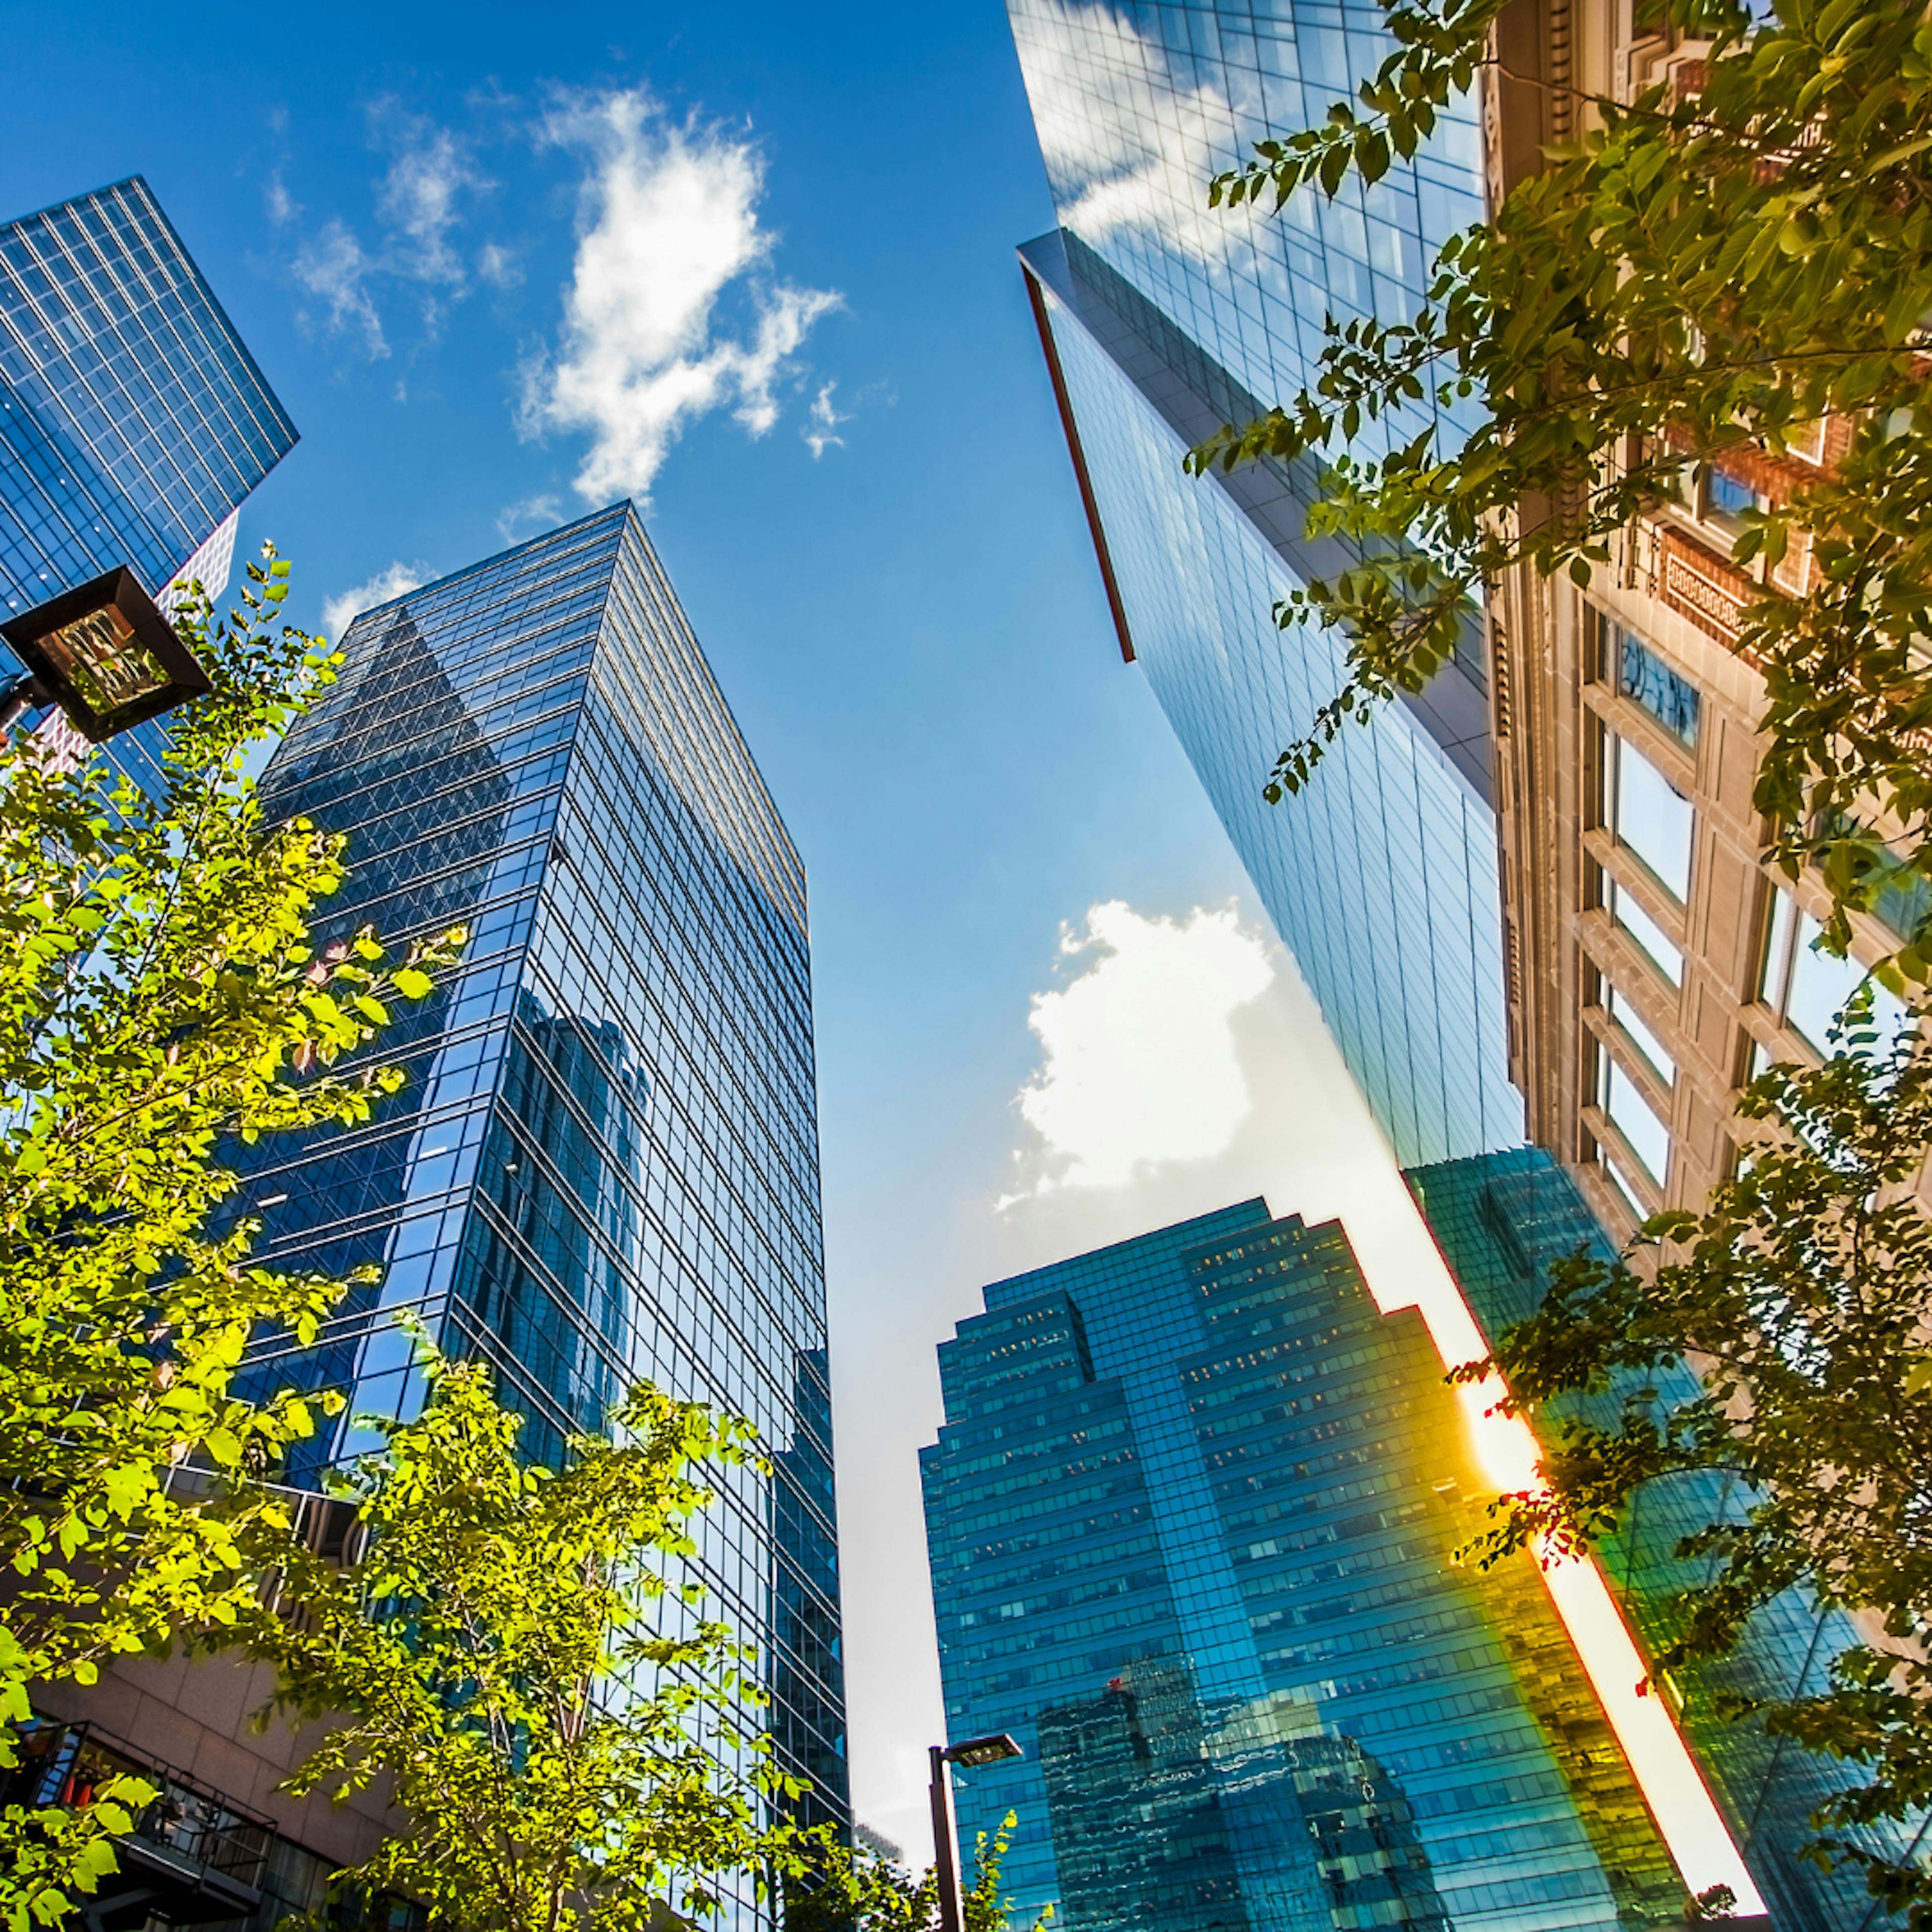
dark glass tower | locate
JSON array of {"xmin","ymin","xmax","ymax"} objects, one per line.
[
  {"xmin": 921, "ymin": 1203, "xmax": 1688, "ymax": 1931},
  {"xmin": 0, "ymin": 175, "xmax": 298, "ymax": 786},
  {"xmin": 1006, "ymin": 2, "xmax": 1512, "ymax": 1165},
  {"xmin": 238, "ymin": 503, "xmax": 849, "ymax": 1847},
  {"xmin": 1409, "ymin": 1148, "xmax": 1926, "ymax": 1931}
]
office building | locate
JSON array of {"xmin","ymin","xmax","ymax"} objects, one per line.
[
  {"xmin": 1411, "ymin": 1146, "xmax": 1923, "ymax": 1930},
  {"xmin": 921, "ymin": 1201, "xmax": 1713, "ymax": 1932},
  {"xmin": 0, "ymin": 176, "xmax": 297, "ymax": 786},
  {"xmin": 1475, "ymin": 5, "xmax": 1912, "ymax": 1240},
  {"xmin": 1007, "ymin": 0, "xmax": 1513, "ymax": 1165},
  {"xmin": 240, "ymin": 502, "xmax": 847, "ymax": 1826},
  {"xmin": 31, "ymin": 504, "xmax": 847, "ymax": 1928}
]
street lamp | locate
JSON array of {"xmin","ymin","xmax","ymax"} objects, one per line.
[
  {"xmin": 929, "ymin": 1733, "xmax": 1022, "ymax": 1932},
  {"xmin": 0, "ymin": 565, "xmax": 210, "ymax": 743}
]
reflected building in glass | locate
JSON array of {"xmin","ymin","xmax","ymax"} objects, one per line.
[
  {"xmin": 238, "ymin": 503, "xmax": 849, "ymax": 1844},
  {"xmin": 1007, "ymin": 0, "xmax": 1512, "ymax": 1165},
  {"xmin": 921, "ymin": 1203, "xmax": 1688, "ymax": 1932},
  {"xmin": 0, "ymin": 176, "xmax": 297, "ymax": 787},
  {"xmin": 1410, "ymin": 1147, "xmax": 1924, "ymax": 1931}
]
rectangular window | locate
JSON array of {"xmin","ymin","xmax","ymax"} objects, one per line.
[
  {"xmin": 1605, "ymin": 984, "xmax": 1676, "ymax": 1086},
  {"xmin": 1600, "ymin": 1144, "xmax": 1648, "ymax": 1220},
  {"xmin": 1599, "ymin": 1042, "xmax": 1672, "ymax": 1184},
  {"xmin": 1602, "ymin": 617, "xmax": 1701, "ymax": 749},
  {"xmin": 1607, "ymin": 731, "xmax": 1695, "ymax": 902},
  {"xmin": 1759, "ymin": 884, "xmax": 1910, "ymax": 1055},
  {"xmin": 1701, "ymin": 464, "xmax": 1769, "ymax": 538},
  {"xmin": 1606, "ymin": 876, "xmax": 1684, "ymax": 988}
]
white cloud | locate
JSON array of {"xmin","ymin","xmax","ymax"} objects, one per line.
[
  {"xmin": 282, "ymin": 107, "xmax": 484, "ymax": 358},
  {"xmin": 1004, "ymin": 901, "xmax": 1274, "ymax": 1200},
  {"xmin": 322, "ymin": 562, "xmax": 425, "ymax": 642},
  {"xmin": 292, "ymin": 219, "xmax": 387, "ymax": 359},
  {"xmin": 477, "ymin": 240, "xmax": 522, "ymax": 289},
  {"xmin": 374, "ymin": 108, "xmax": 484, "ymax": 289},
  {"xmin": 496, "ymin": 494, "xmax": 563, "ymax": 543},
  {"xmin": 804, "ymin": 379, "xmax": 849, "ymax": 459},
  {"xmin": 1012, "ymin": 0, "xmax": 1262, "ymax": 267},
  {"xmin": 522, "ymin": 87, "xmax": 842, "ymax": 506}
]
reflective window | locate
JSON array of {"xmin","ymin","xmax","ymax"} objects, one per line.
[
  {"xmin": 1602, "ymin": 869, "xmax": 1684, "ymax": 988},
  {"xmin": 1605, "ymin": 982, "xmax": 1676, "ymax": 1086},
  {"xmin": 1759, "ymin": 886, "xmax": 1908, "ymax": 1057},
  {"xmin": 1606, "ymin": 731, "xmax": 1694, "ymax": 903},
  {"xmin": 1701, "ymin": 465, "xmax": 1768, "ymax": 537},
  {"xmin": 1599, "ymin": 1041, "xmax": 1671, "ymax": 1183},
  {"xmin": 1602, "ymin": 617, "xmax": 1700, "ymax": 750}
]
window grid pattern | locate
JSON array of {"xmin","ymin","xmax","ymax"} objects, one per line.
[
  {"xmin": 0, "ymin": 176, "xmax": 294, "ymax": 618},
  {"xmin": 1410, "ymin": 1147, "xmax": 1922, "ymax": 1932},
  {"xmin": 1007, "ymin": 0, "xmax": 1488, "ymax": 467},
  {"xmin": 923, "ymin": 1201, "xmax": 1685, "ymax": 1931},
  {"xmin": 1039, "ymin": 281, "xmax": 1514, "ymax": 1163},
  {"xmin": 234, "ymin": 504, "xmax": 848, "ymax": 1875}
]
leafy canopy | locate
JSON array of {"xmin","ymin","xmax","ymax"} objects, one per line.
[
  {"xmin": 1190, "ymin": 0, "xmax": 1932, "ymax": 973},
  {"xmin": 788, "ymin": 1812, "xmax": 1050, "ymax": 1932},
  {"xmin": 0, "ymin": 553, "xmax": 458, "ymax": 1930},
  {"xmin": 236, "ymin": 1338, "xmax": 821, "ymax": 1932},
  {"xmin": 1456, "ymin": 994, "xmax": 1932, "ymax": 1921}
]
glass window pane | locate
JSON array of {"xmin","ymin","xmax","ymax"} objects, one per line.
[
  {"xmin": 1606, "ymin": 984, "xmax": 1676, "ymax": 1085},
  {"xmin": 1610, "ymin": 881, "xmax": 1684, "ymax": 987},
  {"xmin": 1613, "ymin": 737, "xmax": 1694, "ymax": 902},
  {"xmin": 1787, "ymin": 912, "xmax": 1909, "ymax": 1056},
  {"xmin": 1603, "ymin": 1052, "xmax": 1671, "ymax": 1183},
  {"xmin": 1609, "ymin": 622, "xmax": 1701, "ymax": 749},
  {"xmin": 1759, "ymin": 885, "xmax": 1796, "ymax": 1006}
]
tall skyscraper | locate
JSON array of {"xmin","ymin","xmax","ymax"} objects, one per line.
[
  {"xmin": 1007, "ymin": 1, "xmax": 1512, "ymax": 1165},
  {"xmin": 921, "ymin": 1203, "xmax": 1749, "ymax": 1932},
  {"xmin": 1409, "ymin": 1147, "xmax": 1924, "ymax": 1931},
  {"xmin": 24, "ymin": 504, "xmax": 845, "ymax": 1928},
  {"xmin": 232, "ymin": 503, "xmax": 848, "ymax": 1852},
  {"xmin": 0, "ymin": 175, "xmax": 298, "ymax": 784}
]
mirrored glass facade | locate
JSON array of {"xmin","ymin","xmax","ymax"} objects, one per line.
[
  {"xmin": 1410, "ymin": 1148, "xmax": 1924, "ymax": 1931},
  {"xmin": 237, "ymin": 504, "xmax": 848, "ymax": 1855},
  {"xmin": 0, "ymin": 175, "xmax": 293, "ymax": 613},
  {"xmin": 921, "ymin": 1204, "xmax": 1685, "ymax": 1931},
  {"xmin": 1008, "ymin": 0, "xmax": 1514, "ymax": 1166},
  {"xmin": 0, "ymin": 175, "xmax": 297, "ymax": 789}
]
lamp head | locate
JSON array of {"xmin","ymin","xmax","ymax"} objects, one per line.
[
  {"xmin": 1, "ymin": 566, "xmax": 210, "ymax": 742},
  {"xmin": 944, "ymin": 1733, "xmax": 1023, "ymax": 1769}
]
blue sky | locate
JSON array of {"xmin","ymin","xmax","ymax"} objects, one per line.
[{"xmin": 3, "ymin": 0, "xmax": 1418, "ymax": 1861}]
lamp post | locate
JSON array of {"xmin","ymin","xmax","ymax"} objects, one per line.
[
  {"xmin": 928, "ymin": 1733, "xmax": 1022, "ymax": 1932},
  {"xmin": 0, "ymin": 565, "xmax": 210, "ymax": 743}
]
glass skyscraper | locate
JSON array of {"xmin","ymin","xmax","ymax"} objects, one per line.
[
  {"xmin": 0, "ymin": 175, "xmax": 298, "ymax": 786},
  {"xmin": 1007, "ymin": 1, "xmax": 1512, "ymax": 1165},
  {"xmin": 921, "ymin": 1203, "xmax": 1695, "ymax": 1931},
  {"xmin": 236, "ymin": 503, "xmax": 848, "ymax": 1848},
  {"xmin": 1410, "ymin": 1148, "xmax": 1924, "ymax": 1931}
]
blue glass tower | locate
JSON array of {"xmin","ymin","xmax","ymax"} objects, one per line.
[
  {"xmin": 0, "ymin": 175, "xmax": 298, "ymax": 786},
  {"xmin": 921, "ymin": 1203, "xmax": 1689, "ymax": 1931},
  {"xmin": 237, "ymin": 504, "xmax": 848, "ymax": 1848},
  {"xmin": 1008, "ymin": 2, "xmax": 1511, "ymax": 1164},
  {"xmin": 1409, "ymin": 1148, "xmax": 1926, "ymax": 1931}
]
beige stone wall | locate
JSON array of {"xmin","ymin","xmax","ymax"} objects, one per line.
[{"xmin": 1487, "ymin": 0, "xmax": 1904, "ymax": 1236}]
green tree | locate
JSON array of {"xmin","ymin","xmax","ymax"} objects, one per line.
[
  {"xmin": 787, "ymin": 1812, "xmax": 1049, "ymax": 1932},
  {"xmin": 234, "ymin": 1338, "xmax": 821, "ymax": 1932},
  {"xmin": 0, "ymin": 553, "xmax": 458, "ymax": 1930},
  {"xmin": 1456, "ymin": 993, "xmax": 1932, "ymax": 1921},
  {"xmin": 1189, "ymin": 0, "xmax": 1932, "ymax": 974}
]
